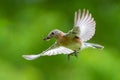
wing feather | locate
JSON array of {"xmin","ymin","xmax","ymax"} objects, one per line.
[
  {"xmin": 22, "ymin": 42, "xmax": 74, "ymax": 60},
  {"xmin": 74, "ymin": 9, "xmax": 96, "ymax": 41},
  {"xmin": 37, "ymin": 46, "xmax": 74, "ymax": 56}
]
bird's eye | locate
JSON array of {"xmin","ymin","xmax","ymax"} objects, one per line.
[{"xmin": 51, "ymin": 32, "xmax": 54, "ymax": 35}]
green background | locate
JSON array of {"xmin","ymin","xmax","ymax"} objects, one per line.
[{"xmin": 0, "ymin": 0, "xmax": 120, "ymax": 80}]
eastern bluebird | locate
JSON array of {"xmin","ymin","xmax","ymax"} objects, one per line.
[{"xmin": 23, "ymin": 9, "xmax": 104, "ymax": 60}]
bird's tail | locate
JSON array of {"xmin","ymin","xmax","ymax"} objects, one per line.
[
  {"xmin": 82, "ymin": 42, "xmax": 104, "ymax": 49},
  {"xmin": 22, "ymin": 54, "xmax": 42, "ymax": 60}
]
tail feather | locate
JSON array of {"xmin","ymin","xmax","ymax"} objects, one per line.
[
  {"xmin": 82, "ymin": 43, "xmax": 104, "ymax": 49},
  {"xmin": 22, "ymin": 54, "xmax": 41, "ymax": 60}
]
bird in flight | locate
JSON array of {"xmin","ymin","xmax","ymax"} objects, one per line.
[{"xmin": 22, "ymin": 9, "xmax": 104, "ymax": 60}]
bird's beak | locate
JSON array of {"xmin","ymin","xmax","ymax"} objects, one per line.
[{"xmin": 43, "ymin": 36, "xmax": 51, "ymax": 41}]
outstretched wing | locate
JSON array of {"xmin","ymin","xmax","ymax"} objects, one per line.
[
  {"xmin": 69, "ymin": 9, "xmax": 96, "ymax": 41},
  {"xmin": 22, "ymin": 42, "xmax": 74, "ymax": 60}
]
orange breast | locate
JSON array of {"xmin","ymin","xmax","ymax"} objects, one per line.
[{"xmin": 57, "ymin": 35, "xmax": 81, "ymax": 47}]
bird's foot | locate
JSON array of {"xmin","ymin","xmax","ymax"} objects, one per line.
[
  {"xmin": 74, "ymin": 50, "xmax": 78, "ymax": 58},
  {"xmin": 67, "ymin": 50, "xmax": 79, "ymax": 60}
]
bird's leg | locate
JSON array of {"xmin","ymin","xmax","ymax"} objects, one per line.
[
  {"xmin": 74, "ymin": 48, "xmax": 81, "ymax": 58},
  {"xmin": 67, "ymin": 50, "xmax": 79, "ymax": 60},
  {"xmin": 67, "ymin": 53, "xmax": 74, "ymax": 60},
  {"xmin": 74, "ymin": 50, "xmax": 78, "ymax": 58}
]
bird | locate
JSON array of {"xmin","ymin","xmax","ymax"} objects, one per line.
[{"xmin": 22, "ymin": 9, "xmax": 104, "ymax": 60}]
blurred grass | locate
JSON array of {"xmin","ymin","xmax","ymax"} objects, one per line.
[{"xmin": 0, "ymin": 0, "xmax": 120, "ymax": 80}]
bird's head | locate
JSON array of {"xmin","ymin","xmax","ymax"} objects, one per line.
[{"xmin": 43, "ymin": 29, "xmax": 64, "ymax": 41}]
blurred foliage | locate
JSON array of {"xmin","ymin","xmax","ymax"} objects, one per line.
[{"xmin": 0, "ymin": 0, "xmax": 120, "ymax": 80}]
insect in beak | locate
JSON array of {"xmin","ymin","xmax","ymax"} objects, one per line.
[{"xmin": 43, "ymin": 36, "xmax": 51, "ymax": 41}]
